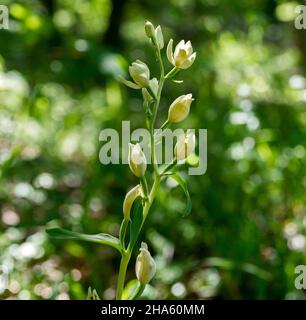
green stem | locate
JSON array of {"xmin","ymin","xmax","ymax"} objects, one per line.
[
  {"xmin": 116, "ymin": 41, "xmax": 166, "ymax": 301},
  {"xmin": 116, "ymin": 250, "xmax": 131, "ymax": 300},
  {"xmin": 142, "ymin": 176, "xmax": 160, "ymax": 223},
  {"xmin": 116, "ymin": 177, "xmax": 160, "ymax": 300},
  {"xmin": 160, "ymin": 119, "xmax": 169, "ymax": 130},
  {"xmin": 150, "ymin": 49, "xmax": 165, "ymax": 176},
  {"xmin": 140, "ymin": 176, "xmax": 149, "ymax": 200},
  {"xmin": 161, "ymin": 159, "xmax": 177, "ymax": 175},
  {"xmin": 165, "ymin": 67, "xmax": 179, "ymax": 79}
]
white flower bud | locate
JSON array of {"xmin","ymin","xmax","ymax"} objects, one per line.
[
  {"xmin": 145, "ymin": 21, "xmax": 163, "ymax": 50},
  {"xmin": 128, "ymin": 143, "xmax": 147, "ymax": 177},
  {"xmin": 142, "ymin": 78, "xmax": 158, "ymax": 101},
  {"xmin": 149, "ymin": 77, "xmax": 158, "ymax": 96},
  {"xmin": 174, "ymin": 130, "xmax": 196, "ymax": 161},
  {"xmin": 154, "ymin": 25, "xmax": 164, "ymax": 49},
  {"xmin": 167, "ymin": 39, "xmax": 196, "ymax": 69},
  {"xmin": 145, "ymin": 21, "xmax": 155, "ymax": 38},
  {"xmin": 123, "ymin": 184, "xmax": 143, "ymax": 220},
  {"xmin": 168, "ymin": 93, "xmax": 193, "ymax": 123},
  {"xmin": 129, "ymin": 60, "xmax": 150, "ymax": 88},
  {"xmin": 135, "ymin": 242, "xmax": 156, "ymax": 285}
]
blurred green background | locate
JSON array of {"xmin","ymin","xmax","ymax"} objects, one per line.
[{"xmin": 0, "ymin": 0, "xmax": 305, "ymax": 300}]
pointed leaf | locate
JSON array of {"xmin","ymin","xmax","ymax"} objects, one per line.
[
  {"xmin": 129, "ymin": 198, "xmax": 143, "ymax": 249},
  {"xmin": 119, "ymin": 218, "xmax": 129, "ymax": 249},
  {"xmin": 46, "ymin": 228, "xmax": 121, "ymax": 252},
  {"xmin": 122, "ymin": 279, "xmax": 138, "ymax": 300},
  {"xmin": 168, "ymin": 173, "xmax": 192, "ymax": 216}
]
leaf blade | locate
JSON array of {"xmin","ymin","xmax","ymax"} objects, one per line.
[
  {"xmin": 168, "ymin": 173, "xmax": 192, "ymax": 216},
  {"xmin": 129, "ymin": 198, "xmax": 143, "ymax": 249},
  {"xmin": 46, "ymin": 228, "xmax": 121, "ymax": 252}
]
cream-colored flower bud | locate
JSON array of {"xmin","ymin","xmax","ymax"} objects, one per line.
[
  {"xmin": 129, "ymin": 60, "xmax": 150, "ymax": 88},
  {"xmin": 123, "ymin": 184, "xmax": 143, "ymax": 220},
  {"xmin": 174, "ymin": 130, "xmax": 196, "ymax": 161},
  {"xmin": 142, "ymin": 78, "xmax": 158, "ymax": 101},
  {"xmin": 128, "ymin": 143, "xmax": 147, "ymax": 177},
  {"xmin": 167, "ymin": 39, "xmax": 196, "ymax": 69},
  {"xmin": 145, "ymin": 21, "xmax": 155, "ymax": 38},
  {"xmin": 149, "ymin": 77, "xmax": 158, "ymax": 96},
  {"xmin": 135, "ymin": 242, "xmax": 156, "ymax": 285},
  {"xmin": 168, "ymin": 93, "xmax": 193, "ymax": 123},
  {"xmin": 154, "ymin": 25, "xmax": 164, "ymax": 49}
]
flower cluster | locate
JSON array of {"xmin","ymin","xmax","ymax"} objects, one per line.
[
  {"xmin": 47, "ymin": 20, "xmax": 198, "ymax": 301},
  {"xmin": 120, "ymin": 20, "xmax": 197, "ymax": 293}
]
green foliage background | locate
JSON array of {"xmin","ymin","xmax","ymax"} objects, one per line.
[{"xmin": 0, "ymin": 0, "xmax": 305, "ymax": 299}]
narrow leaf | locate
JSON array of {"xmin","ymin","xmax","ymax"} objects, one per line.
[
  {"xmin": 46, "ymin": 228, "xmax": 121, "ymax": 252},
  {"xmin": 119, "ymin": 219, "xmax": 129, "ymax": 249},
  {"xmin": 129, "ymin": 198, "xmax": 143, "ymax": 249},
  {"xmin": 168, "ymin": 173, "xmax": 192, "ymax": 216}
]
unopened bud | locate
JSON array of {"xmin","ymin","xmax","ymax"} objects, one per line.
[
  {"xmin": 145, "ymin": 21, "xmax": 155, "ymax": 38},
  {"xmin": 168, "ymin": 94, "xmax": 193, "ymax": 123},
  {"xmin": 128, "ymin": 143, "xmax": 147, "ymax": 177},
  {"xmin": 149, "ymin": 77, "xmax": 158, "ymax": 97},
  {"xmin": 174, "ymin": 130, "xmax": 196, "ymax": 161},
  {"xmin": 123, "ymin": 184, "xmax": 143, "ymax": 220},
  {"xmin": 129, "ymin": 60, "xmax": 150, "ymax": 88},
  {"xmin": 155, "ymin": 25, "xmax": 164, "ymax": 49},
  {"xmin": 135, "ymin": 242, "xmax": 156, "ymax": 284}
]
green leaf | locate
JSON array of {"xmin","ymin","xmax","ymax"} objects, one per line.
[
  {"xmin": 130, "ymin": 281, "xmax": 146, "ymax": 300},
  {"xmin": 129, "ymin": 198, "xmax": 143, "ymax": 249},
  {"xmin": 168, "ymin": 173, "xmax": 192, "ymax": 216},
  {"xmin": 122, "ymin": 279, "xmax": 138, "ymax": 300},
  {"xmin": 119, "ymin": 218, "xmax": 129, "ymax": 249},
  {"xmin": 46, "ymin": 228, "xmax": 121, "ymax": 252}
]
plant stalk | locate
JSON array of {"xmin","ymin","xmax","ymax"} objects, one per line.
[
  {"xmin": 116, "ymin": 42, "xmax": 165, "ymax": 300},
  {"xmin": 116, "ymin": 250, "xmax": 131, "ymax": 300}
]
